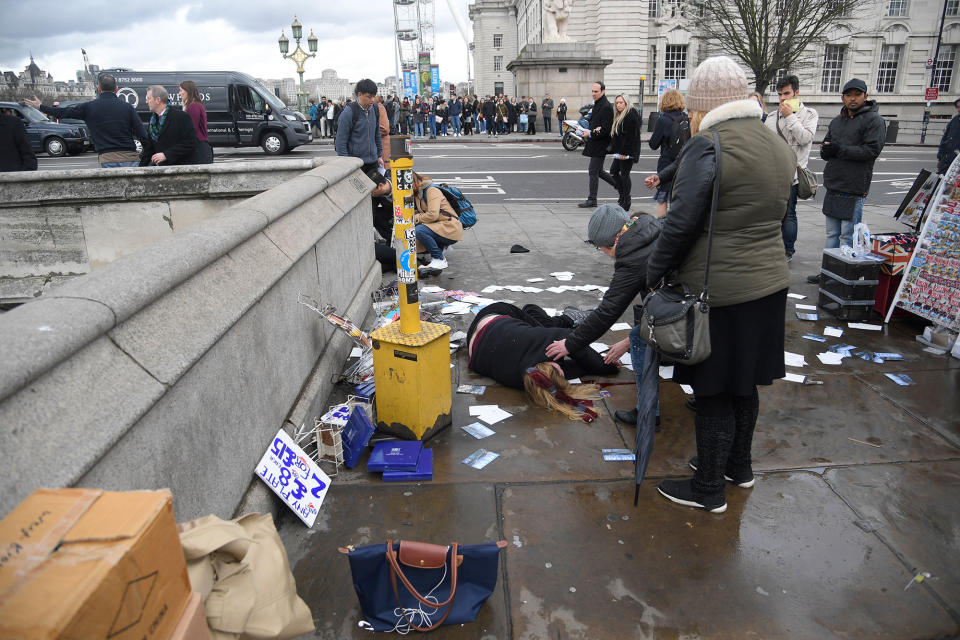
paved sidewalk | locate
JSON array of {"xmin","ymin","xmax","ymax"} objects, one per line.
[{"xmin": 280, "ymin": 198, "xmax": 959, "ymax": 639}]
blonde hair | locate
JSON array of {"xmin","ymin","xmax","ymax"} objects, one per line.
[
  {"xmin": 611, "ymin": 94, "xmax": 629, "ymax": 136},
  {"xmin": 522, "ymin": 363, "xmax": 602, "ymax": 421},
  {"xmin": 688, "ymin": 110, "xmax": 706, "ymax": 135},
  {"xmin": 659, "ymin": 89, "xmax": 685, "ymax": 113}
]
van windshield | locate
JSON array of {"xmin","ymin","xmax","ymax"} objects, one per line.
[{"xmin": 251, "ymin": 81, "xmax": 289, "ymax": 112}]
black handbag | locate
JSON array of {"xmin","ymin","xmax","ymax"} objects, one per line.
[{"xmin": 636, "ymin": 130, "xmax": 722, "ymax": 365}]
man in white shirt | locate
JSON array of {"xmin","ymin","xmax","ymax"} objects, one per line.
[{"xmin": 765, "ymin": 75, "xmax": 818, "ymax": 262}]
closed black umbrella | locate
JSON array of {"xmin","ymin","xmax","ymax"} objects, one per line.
[{"xmin": 633, "ymin": 346, "xmax": 660, "ymax": 506}]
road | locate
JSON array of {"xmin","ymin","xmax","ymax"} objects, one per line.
[{"xmin": 35, "ymin": 139, "xmax": 937, "ymax": 209}]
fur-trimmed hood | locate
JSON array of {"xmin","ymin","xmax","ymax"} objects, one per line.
[{"xmin": 699, "ymin": 99, "xmax": 763, "ymax": 132}]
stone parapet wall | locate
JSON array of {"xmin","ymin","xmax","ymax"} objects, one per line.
[{"xmin": 0, "ymin": 157, "xmax": 380, "ymax": 521}]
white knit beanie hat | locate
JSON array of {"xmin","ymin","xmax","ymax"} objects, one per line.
[{"xmin": 685, "ymin": 56, "xmax": 748, "ymax": 112}]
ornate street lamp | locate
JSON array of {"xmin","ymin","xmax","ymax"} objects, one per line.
[{"xmin": 278, "ymin": 16, "xmax": 318, "ymax": 113}]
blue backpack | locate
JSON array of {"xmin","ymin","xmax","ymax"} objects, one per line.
[{"xmin": 430, "ymin": 183, "xmax": 477, "ymax": 229}]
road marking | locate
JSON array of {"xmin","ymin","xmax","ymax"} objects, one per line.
[{"xmin": 438, "ymin": 175, "xmax": 505, "ymax": 195}]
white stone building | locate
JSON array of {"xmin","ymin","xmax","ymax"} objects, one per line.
[{"xmin": 469, "ymin": 0, "xmax": 960, "ymax": 138}]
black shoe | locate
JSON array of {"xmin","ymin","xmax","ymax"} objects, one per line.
[
  {"xmin": 688, "ymin": 456, "xmax": 755, "ymax": 488},
  {"xmin": 577, "ymin": 199, "xmax": 597, "ymax": 208},
  {"xmin": 657, "ymin": 478, "xmax": 727, "ymax": 513},
  {"xmin": 685, "ymin": 398, "xmax": 697, "ymax": 411},
  {"xmin": 614, "ymin": 408, "xmax": 637, "ymax": 425},
  {"xmin": 806, "ymin": 274, "xmax": 820, "ymax": 284},
  {"xmin": 561, "ymin": 306, "xmax": 588, "ymax": 326}
]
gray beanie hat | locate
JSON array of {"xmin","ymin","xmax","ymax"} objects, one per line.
[
  {"xmin": 587, "ymin": 203, "xmax": 629, "ymax": 248},
  {"xmin": 685, "ymin": 56, "xmax": 748, "ymax": 113}
]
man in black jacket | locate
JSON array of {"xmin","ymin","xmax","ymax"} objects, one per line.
[
  {"xmin": 937, "ymin": 98, "xmax": 960, "ymax": 175},
  {"xmin": 807, "ymin": 78, "xmax": 885, "ymax": 283},
  {"xmin": 140, "ymin": 85, "xmax": 199, "ymax": 167},
  {"xmin": 579, "ymin": 82, "xmax": 616, "ymax": 208},
  {"xmin": 545, "ymin": 204, "xmax": 662, "ymax": 425},
  {"xmin": 26, "ymin": 73, "xmax": 146, "ymax": 167},
  {"xmin": 482, "ymin": 96, "xmax": 498, "ymax": 137},
  {"xmin": 0, "ymin": 112, "xmax": 37, "ymax": 171}
]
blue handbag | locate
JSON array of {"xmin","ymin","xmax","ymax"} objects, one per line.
[{"xmin": 340, "ymin": 539, "xmax": 506, "ymax": 632}]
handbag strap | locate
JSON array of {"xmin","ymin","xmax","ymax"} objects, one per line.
[
  {"xmin": 386, "ymin": 539, "xmax": 460, "ymax": 631},
  {"xmin": 701, "ymin": 130, "xmax": 722, "ymax": 300}
]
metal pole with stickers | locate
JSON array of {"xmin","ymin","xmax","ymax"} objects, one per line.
[{"xmin": 369, "ymin": 136, "xmax": 453, "ymax": 441}]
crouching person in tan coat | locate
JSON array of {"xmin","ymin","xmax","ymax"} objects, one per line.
[{"xmin": 413, "ymin": 171, "xmax": 463, "ymax": 272}]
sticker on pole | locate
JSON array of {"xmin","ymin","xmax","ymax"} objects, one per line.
[
  {"xmin": 256, "ymin": 428, "xmax": 331, "ymax": 527},
  {"xmin": 398, "ymin": 248, "xmax": 417, "ymax": 284},
  {"xmin": 394, "ymin": 204, "xmax": 404, "ymax": 223},
  {"xmin": 396, "ymin": 168, "xmax": 413, "ymax": 191}
]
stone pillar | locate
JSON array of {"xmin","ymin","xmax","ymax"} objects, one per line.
[{"xmin": 507, "ymin": 43, "xmax": 612, "ymax": 110}]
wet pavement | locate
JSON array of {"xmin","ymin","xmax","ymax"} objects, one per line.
[{"xmin": 279, "ymin": 199, "xmax": 960, "ymax": 639}]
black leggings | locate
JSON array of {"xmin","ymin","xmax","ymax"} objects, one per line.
[{"xmin": 610, "ymin": 158, "xmax": 633, "ymax": 205}]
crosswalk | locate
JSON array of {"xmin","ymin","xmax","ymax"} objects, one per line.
[{"xmin": 426, "ymin": 175, "xmax": 505, "ymax": 195}]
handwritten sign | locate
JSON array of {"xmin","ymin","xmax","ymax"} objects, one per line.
[{"xmin": 255, "ymin": 429, "xmax": 331, "ymax": 527}]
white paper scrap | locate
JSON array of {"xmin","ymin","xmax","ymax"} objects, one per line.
[
  {"xmin": 567, "ymin": 378, "xmax": 582, "ymax": 384},
  {"xmin": 611, "ymin": 322, "xmax": 632, "ymax": 331},
  {"xmin": 462, "ymin": 295, "xmax": 496, "ymax": 305},
  {"xmin": 680, "ymin": 384, "xmax": 694, "ymax": 395},
  {"xmin": 784, "ymin": 351, "xmax": 807, "ymax": 368},
  {"xmin": 590, "ymin": 342, "xmax": 609, "ymax": 353},
  {"xmin": 542, "ymin": 308, "xmax": 557, "ymax": 316},
  {"xmin": 551, "ymin": 271, "xmax": 575, "ymax": 281},
  {"xmin": 547, "ymin": 286, "xmax": 566, "ymax": 294},
  {"xmin": 787, "ymin": 293, "xmax": 806, "ymax": 300},
  {"xmin": 420, "ymin": 285, "xmax": 443, "ymax": 293},
  {"xmin": 468, "ymin": 404, "xmax": 513, "ymax": 425},
  {"xmin": 824, "ymin": 326, "xmax": 844, "ymax": 337},
  {"xmin": 480, "ymin": 285, "xmax": 502, "ymax": 293},
  {"xmin": 795, "ymin": 304, "xmax": 818, "ymax": 310},
  {"xmin": 442, "ymin": 302, "xmax": 473, "ymax": 315},
  {"xmin": 817, "ymin": 352, "xmax": 845, "ymax": 365},
  {"xmin": 521, "ymin": 287, "xmax": 544, "ymax": 293},
  {"xmin": 349, "ymin": 347, "xmax": 362, "ymax": 358},
  {"xmin": 527, "ymin": 277, "xmax": 545, "ymax": 282},
  {"xmin": 849, "ymin": 322, "xmax": 882, "ymax": 331},
  {"xmin": 659, "ymin": 365, "xmax": 674, "ymax": 379},
  {"xmin": 619, "ymin": 353, "xmax": 632, "ymax": 366},
  {"xmin": 782, "ymin": 372, "xmax": 806, "ymax": 383}
]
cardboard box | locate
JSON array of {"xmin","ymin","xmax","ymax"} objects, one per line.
[
  {"xmin": 872, "ymin": 236, "xmax": 914, "ymax": 276},
  {"xmin": 0, "ymin": 488, "xmax": 192, "ymax": 640},
  {"xmin": 170, "ymin": 593, "xmax": 211, "ymax": 640}
]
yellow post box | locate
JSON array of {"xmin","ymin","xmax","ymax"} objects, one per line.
[{"xmin": 370, "ymin": 136, "xmax": 452, "ymax": 440}]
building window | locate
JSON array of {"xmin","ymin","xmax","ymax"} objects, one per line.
[
  {"xmin": 493, "ymin": 33, "xmax": 503, "ymax": 48},
  {"xmin": 821, "ymin": 44, "xmax": 846, "ymax": 93},
  {"xmin": 664, "ymin": 45, "xmax": 687, "ymax": 80},
  {"xmin": 948, "ymin": 0, "xmax": 959, "ymax": 15},
  {"xmin": 885, "ymin": 0, "xmax": 908, "ymax": 15},
  {"xmin": 649, "ymin": 45, "xmax": 658, "ymax": 93},
  {"xmin": 649, "ymin": 0, "xmax": 659, "ymax": 18},
  {"xmin": 494, "ymin": 56, "xmax": 503, "ymax": 72},
  {"xmin": 934, "ymin": 46, "xmax": 956, "ymax": 91},
  {"xmin": 494, "ymin": 81, "xmax": 504, "ymax": 95},
  {"xmin": 769, "ymin": 68, "xmax": 786, "ymax": 92},
  {"xmin": 876, "ymin": 44, "xmax": 901, "ymax": 93}
]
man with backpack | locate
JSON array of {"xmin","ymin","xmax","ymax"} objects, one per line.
[
  {"xmin": 334, "ymin": 79, "xmax": 383, "ymax": 175},
  {"xmin": 307, "ymin": 98, "xmax": 320, "ymax": 140},
  {"xmin": 765, "ymin": 75, "xmax": 819, "ymax": 262},
  {"xmin": 646, "ymin": 89, "xmax": 689, "ymax": 217}
]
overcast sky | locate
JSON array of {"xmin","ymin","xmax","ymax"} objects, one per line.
[{"xmin": 0, "ymin": 1, "xmax": 474, "ymax": 85}]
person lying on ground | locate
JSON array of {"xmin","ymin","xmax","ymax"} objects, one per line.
[
  {"xmin": 544, "ymin": 204, "xmax": 661, "ymax": 427},
  {"xmin": 467, "ymin": 302, "xmax": 618, "ymax": 421}
]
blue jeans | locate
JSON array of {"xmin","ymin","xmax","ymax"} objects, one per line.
[
  {"xmin": 825, "ymin": 196, "xmax": 864, "ymax": 249},
  {"xmin": 415, "ymin": 121, "xmax": 424, "ymax": 137},
  {"xmin": 628, "ymin": 325, "xmax": 659, "ymax": 418},
  {"xmin": 415, "ymin": 224, "xmax": 455, "ymax": 259},
  {"xmin": 782, "ymin": 184, "xmax": 798, "ymax": 255},
  {"xmin": 451, "ymin": 115, "xmax": 461, "ymax": 134},
  {"xmin": 100, "ymin": 161, "xmax": 139, "ymax": 168},
  {"xmin": 428, "ymin": 118, "xmax": 437, "ymax": 136},
  {"xmin": 440, "ymin": 121, "xmax": 448, "ymax": 135}
]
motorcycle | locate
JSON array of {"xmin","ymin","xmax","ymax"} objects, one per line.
[{"xmin": 561, "ymin": 105, "xmax": 593, "ymax": 152}]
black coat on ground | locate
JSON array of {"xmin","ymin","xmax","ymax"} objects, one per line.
[
  {"xmin": 563, "ymin": 215, "xmax": 662, "ymax": 354},
  {"xmin": 582, "ymin": 94, "xmax": 614, "ymax": 158},
  {"xmin": 139, "ymin": 107, "xmax": 200, "ymax": 166},
  {"xmin": 820, "ymin": 100, "xmax": 885, "ymax": 196},
  {"xmin": 467, "ymin": 303, "xmax": 618, "ymax": 389},
  {"xmin": 0, "ymin": 114, "xmax": 37, "ymax": 171}
]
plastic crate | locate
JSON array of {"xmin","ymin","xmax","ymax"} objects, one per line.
[
  {"xmin": 818, "ymin": 288, "xmax": 875, "ymax": 321},
  {"xmin": 821, "ymin": 268, "xmax": 878, "ymax": 302},
  {"xmin": 820, "ymin": 248, "xmax": 882, "ymax": 282}
]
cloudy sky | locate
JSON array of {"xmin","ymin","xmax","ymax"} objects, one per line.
[{"xmin": 0, "ymin": 1, "xmax": 473, "ymax": 85}]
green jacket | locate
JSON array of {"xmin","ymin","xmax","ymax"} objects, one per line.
[{"xmin": 648, "ymin": 100, "xmax": 795, "ymax": 307}]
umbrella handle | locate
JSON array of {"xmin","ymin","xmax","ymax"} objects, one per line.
[{"xmin": 633, "ymin": 485, "xmax": 640, "ymax": 507}]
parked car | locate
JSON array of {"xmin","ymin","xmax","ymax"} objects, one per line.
[{"xmin": 0, "ymin": 101, "xmax": 93, "ymax": 157}]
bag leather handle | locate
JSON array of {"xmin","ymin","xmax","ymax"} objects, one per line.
[
  {"xmin": 386, "ymin": 539, "xmax": 460, "ymax": 632},
  {"xmin": 701, "ymin": 131, "xmax": 722, "ymax": 301}
]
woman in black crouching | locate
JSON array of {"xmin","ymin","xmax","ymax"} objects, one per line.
[{"xmin": 467, "ymin": 303, "xmax": 619, "ymax": 422}]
